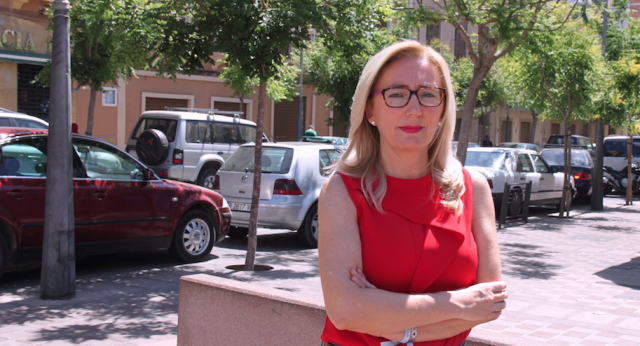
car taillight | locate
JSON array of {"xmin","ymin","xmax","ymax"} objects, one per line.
[
  {"xmin": 273, "ymin": 179, "xmax": 303, "ymax": 195},
  {"xmin": 213, "ymin": 175, "xmax": 220, "ymax": 190},
  {"xmin": 574, "ymin": 172, "xmax": 591, "ymax": 180},
  {"xmin": 157, "ymin": 171, "xmax": 167, "ymax": 177},
  {"xmin": 487, "ymin": 179, "xmax": 493, "ymax": 189},
  {"xmin": 173, "ymin": 149, "xmax": 183, "ymax": 164}
]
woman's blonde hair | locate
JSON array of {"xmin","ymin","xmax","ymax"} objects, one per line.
[{"xmin": 335, "ymin": 40, "xmax": 466, "ymax": 215}]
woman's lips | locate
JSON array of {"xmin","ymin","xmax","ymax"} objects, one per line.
[{"xmin": 399, "ymin": 126, "xmax": 423, "ymax": 134}]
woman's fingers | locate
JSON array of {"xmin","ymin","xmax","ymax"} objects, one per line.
[{"xmin": 349, "ymin": 268, "xmax": 376, "ymax": 289}]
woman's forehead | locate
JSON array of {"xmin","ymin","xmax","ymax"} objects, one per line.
[{"xmin": 376, "ymin": 57, "xmax": 441, "ymax": 88}]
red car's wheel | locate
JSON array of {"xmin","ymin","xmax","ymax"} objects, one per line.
[{"xmin": 170, "ymin": 210, "xmax": 216, "ymax": 263}]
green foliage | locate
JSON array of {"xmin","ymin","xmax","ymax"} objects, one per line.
[
  {"xmin": 508, "ymin": 6, "xmax": 604, "ymax": 123},
  {"xmin": 38, "ymin": 0, "xmax": 151, "ymax": 89},
  {"xmin": 302, "ymin": 0, "xmax": 397, "ymax": 127},
  {"xmin": 602, "ymin": 18, "xmax": 640, "ymax": 130}
]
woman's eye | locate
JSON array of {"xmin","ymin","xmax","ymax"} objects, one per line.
[
  {"xmin": 387, "ymin": 92, "xmax": 406, "ymax": 98},
  {"xmin": 419, "ymin": 92, "xmax": 437, "ymax": 98}
]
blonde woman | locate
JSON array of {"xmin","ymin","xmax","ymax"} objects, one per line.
[{"xmin": 318, "ymin": 41, "xmax": 507, "ymax": 346}]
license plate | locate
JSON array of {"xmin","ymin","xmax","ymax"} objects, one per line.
[{"xmin": 230, "ymin": 202, "xmax": 251, "ymax": 212}]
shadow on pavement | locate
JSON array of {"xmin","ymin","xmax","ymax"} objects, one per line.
[
  {"xmin": 500, "ymin": 243, "xmax": 562, "ymax": 280},
  {"xmin": 595, "ymin": 256, "xmax": 640, "ymax": 291},
  {"xmin": 216, "ymin": 230, "xmax": 312, "ymax": 252}
]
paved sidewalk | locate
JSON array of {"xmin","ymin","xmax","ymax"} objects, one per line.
[{"xmin": 0, "ymin": 196, "xmax": 639, "ymax": 345}]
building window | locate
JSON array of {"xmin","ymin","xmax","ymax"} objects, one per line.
[
  {"xmin": 454, "ymin": 27, "xmax": 467, "ymax": 60},
  {"xmin": 17, "ymin": 64, "xmax": 50, "ymax": 121},
  {"xmin": 102, "ymin": 87, "xmax": 117, "ymax": 106},
  {"xmin": 426, "ymin": 23, "xmax": 440, "ymax": 45}
]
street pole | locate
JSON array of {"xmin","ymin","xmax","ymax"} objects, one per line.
[
  {"xmin": 296, "ymin": 47, "xmax": 304, "ymax": 141},
  {"xmin": 591, "ymin": 0, "xmax": 608, "ymax": 211},
  {"xmin": 41, "ymin": 0, "xmax": 75, "ymax": 300}
]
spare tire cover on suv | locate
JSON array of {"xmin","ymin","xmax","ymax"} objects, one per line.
[{"xmin": 136, "ymin": 129, "xmax": 169, "ymax": 166}]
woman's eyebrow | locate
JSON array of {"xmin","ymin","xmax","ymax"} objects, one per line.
[{"xmin": 384, "ymin": 83, "xmax": 439, "ymax": 89}]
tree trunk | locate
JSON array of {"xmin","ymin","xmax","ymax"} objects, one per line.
[
  {"xmin": 85, "ymin": 86, "xmax": 98, "ymax": 136},
  {"xmin": 530, "ymin": 110, "xmax": 539, "ymax": 145},
  {"xmin": 456, "ymin": 65, "xmax": 492, "ymax": 164},
  {"xmin": 239, "ymin": 93, "xmax": 244, "ymax": 114},
  {"xmin": 245, "ymin": 80, "xmax": 266, "ymax": 271},
  {"xmin": 626, "ymin": 136, "xmax": 633, "ymax": 205},
  {"xmin": 560, "ymin": 116, "xmax": 571, "ymax": 218}
]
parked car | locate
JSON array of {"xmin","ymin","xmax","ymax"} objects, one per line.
[
  {"xmin": 465, "ymin": 147, "xmax": 574, "ymax": 214},
  {"xmin": 0, "ymin": 108, "xmax": 48, "ymax": 129},
  {"xmin": 301, "ymin": 136, "xmax": 348, "ymax": 148},
  {"xmin": 0, "ymin": 127, "xmax": 231, "ymax": 279},
  {"xmin": 540, "ymin": 148, "xmax": 594, "ymax": 198},
  {"xmin": 545, "ymin": 134, "xmax": 595, "ymax": 157},
  {"xmin": 451, "ymin": 141, "xmax": 480, "ymax": 154},
  {"xmin": 497, "ymin": 142, "xmax": 542, "ymax": 153},
  {"xmin": 213, "ymin": 142, "xmax": 344, "ymax": 247},
  {"xmin": 126, "ymin": 108, "xmax": 266, "ymax": 189},
  {"xmin": 603, "ymin": 135, "xmax": 640, "ymax": 172}
]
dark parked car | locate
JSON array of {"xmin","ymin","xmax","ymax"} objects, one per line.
[
  {"xmin": 545, "ymin": 134, "xmax": 595, "ymax": 157},
  {"xmin": 540, "ymin": 148, "xmax": 594, "ymax": 198},
  {"xmin": 0, "ymin": 128, "xmax": 231, "ymax": 279}
]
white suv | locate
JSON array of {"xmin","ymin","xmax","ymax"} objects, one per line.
[{"xmin": 126, "ymin": 108, "xmax": 263, "ymax": 188}]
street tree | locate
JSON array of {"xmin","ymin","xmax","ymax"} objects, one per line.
[
  {"xmin": 37, "ymin": 0, "xmax": 152, "ymax": 136},
  {"xmin": 148, "ymin": 0, "xmax": 326, "ymax": 270},
  {"xmin": 510, "ymin": 9, "xmax": 605, "ymax": 217},
  {"xmin": 218, "ymin": 54, "xmax": 300, "ymax": 115},
  {"xmin": 303, "ymin": 0, "xmax": 397, "ymax": 130},
  {"xmin": 394, "ymin": 0, "xmax": 581, "ymax": 163},
  {"xmin": 600, "ymin": 17, "xmax": 640, "ymax": 204}
]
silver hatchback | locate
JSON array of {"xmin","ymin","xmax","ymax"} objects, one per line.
[{"xmin": 213, "ymin": 142, "xmax": 344, "ymax": 247}]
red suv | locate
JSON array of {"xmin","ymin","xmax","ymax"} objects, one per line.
[{"xmin": 0, "ymin": 128, "xmax": 231, "ymax": 279}]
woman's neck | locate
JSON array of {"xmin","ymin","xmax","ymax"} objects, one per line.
[{"xmin": 379, "ymin": 146, "xmax": 430, "ymax": 179}]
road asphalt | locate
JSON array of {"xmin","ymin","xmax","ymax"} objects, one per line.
[{"xmin": 0, "ymin": 195, "xmax": 639, "ymax": 346}]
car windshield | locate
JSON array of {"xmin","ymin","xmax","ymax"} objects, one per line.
[
  {"xmin": 542, "ymin": 150, "xmax": 592, "ymax": 166},
  {"xmin": 220, "ymin": 146, "xmax": 294, "ymax": 174},
  {"xmin": 465, "ymin": 151, "xmax": 508, "ymax": 170}
]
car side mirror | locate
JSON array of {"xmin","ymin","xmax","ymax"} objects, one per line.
[{"xmin": 144, "ymin": 168, "xmax": 156, "ymax": 180}]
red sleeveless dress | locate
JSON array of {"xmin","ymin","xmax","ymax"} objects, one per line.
[{"xmin": 321, "ymin": 169, "xmax": 478, "ymax": 346}]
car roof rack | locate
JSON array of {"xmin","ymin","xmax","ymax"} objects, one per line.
[{"xmin": 164, "ymin": 107, "xmax": 244, "ymax": 117}]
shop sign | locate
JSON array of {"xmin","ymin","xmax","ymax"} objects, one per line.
[{"xmin": 0, "ymin": 15, "xmax": 52, "ymax": 55}]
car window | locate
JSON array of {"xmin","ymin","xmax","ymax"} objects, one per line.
[
  {"xmin": 465, "ymin": 151, "xmax": 507, "ymax": 170},
  {"xmin": 215, "ymin": 123, "xmax": 240, "ymax": 144},
  {"xmin": 220, "ymin": 146, "xmax": 294, "ymax": 174},
  {"xmin": 604, "ymin": 138, "xmax": 640, "ymax": 157},
  {"xmin": 0, "ymin": 137, "xmax": 48, "ymax": 177},
  {"xmin": 237, "ymin": 124, "xmax": 257, "ymax": 144},
  {"xmin": 73, "ymin": 138, "xmax": 146, "ymax": 180},
  {"xmin": 516, "ymin": 154, "xmax": 534, "ymax": 173},
  {"xmin": 132, "ymin": 118, "xmax": 177, "ymax": 142},
  {"xmin": 14, "ymin": 118, "xmax": 47, "ymax": 129},
  {"xmin": 319, "ymin": 149, "xmax": 343, "ymax": 177},
  {"xmin": 531, "ymin": 154, "xmax": 550, "ymax": 173},
  {"xmin": 0, "ymin": 118, "xmax": 12, "ymax": 126},
  {"xmin": 185, "ymin": 121, "xmax": 211, "ymax": 143}
]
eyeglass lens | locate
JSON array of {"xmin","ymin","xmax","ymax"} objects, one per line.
[{"xmin": 383, "ymin": 88, "xmax": 443, "ymax": 108}]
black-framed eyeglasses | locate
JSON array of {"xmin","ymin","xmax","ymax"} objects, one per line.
[{"xmin": 370, "ymin": 87, "xmax": 446, "ymax": 108}]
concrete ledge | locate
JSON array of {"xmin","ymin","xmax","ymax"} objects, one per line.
[
  {"xmin": 178, "ymin": 274, "xmax": 541, "ymax": 346},
  {"xmin": 177, "ymin": 274, "xmax": 327, "ymax": 346}
]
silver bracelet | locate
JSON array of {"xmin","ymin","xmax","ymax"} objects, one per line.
[
  {"xmin": 408, "ymin": 327, "xmax": 418, "ymax": 343},
  {"xmin": 400, "ymin": 328, "xmax": 412, "ymax": 344}
]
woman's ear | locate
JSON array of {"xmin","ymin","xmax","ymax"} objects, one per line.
[{"xmin": 365, "ymin": 102, "xmax": 374, "ymax": 124}]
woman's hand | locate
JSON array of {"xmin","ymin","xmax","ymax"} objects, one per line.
[
  {"xmin": 350, "ymin": 268, "xmax": 376, "ymax": 289},
  {"xmin": 451, "ymin": 281, "xmax": 508, "ymax": 322}
]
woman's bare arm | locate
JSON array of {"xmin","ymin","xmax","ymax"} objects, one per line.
[
  {"xmin": 319, "ymin": 175, "xmax": 507, "ymax": 336},
  {"xmin": 468, "ymin": 169, "xmax": 503, "ymax": 283}
]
